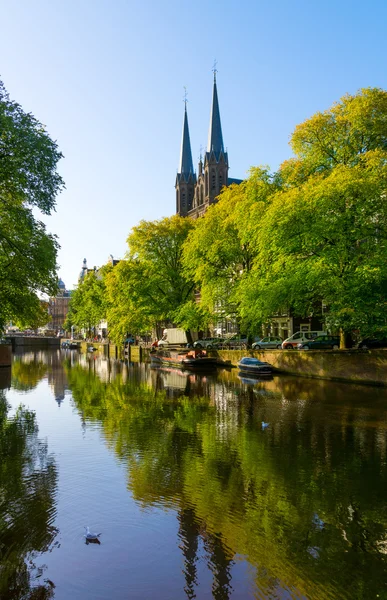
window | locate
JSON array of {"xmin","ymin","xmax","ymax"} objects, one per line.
[{"xmin": 211, "ymin": 170, "xmax": 216, "ymax": 191}]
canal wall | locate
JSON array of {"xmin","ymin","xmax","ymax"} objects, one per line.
[
  {"xmin": 63, "ymin": 341, "xmax": 150, "ymax": 361},
  {"xmin": 6, "ymin": 336, "xmax": 60, "ymax": 351},
  {"xmin": 212, "ymin": 349, "xmax": 387, "ymax": 386},
  {"xmin": 0, "ymin": 344, "xmax": 12, "ymax": 367}
]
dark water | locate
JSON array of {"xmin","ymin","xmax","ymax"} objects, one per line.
[{"xmin": 1, "ymin": 350, "xmax": 387, "ymax": 600}]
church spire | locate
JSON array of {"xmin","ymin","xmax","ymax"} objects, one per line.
[
  {"xmin": 178, "ymin": 98, "xmax": 194, "ymax": 179},
  {"xmin": 207, "ymin": 68, "xmax": 224, "ymax": 160}
]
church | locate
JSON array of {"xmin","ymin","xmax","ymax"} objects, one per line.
[{"xmin": 175, "ymin": 73, "xmax": 242, "ymax": 218}]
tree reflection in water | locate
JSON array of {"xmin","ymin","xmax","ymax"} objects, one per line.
[
  {"xmin": 0, "ymin": 385, "xmax": 58, "ymax": 599},
  {"xmin": 65, "ymin": 355, "xmax": 387, "ymax": 599}
]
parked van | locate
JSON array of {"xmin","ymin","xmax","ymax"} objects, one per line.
[{"xmin": 282, "ymin": 331, "xmax": 327, "ymax": 349}]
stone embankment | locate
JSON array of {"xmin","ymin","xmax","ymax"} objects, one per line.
[{"xmin": 212, "ymin": 348, "xmax": 387, "ymax": 386}]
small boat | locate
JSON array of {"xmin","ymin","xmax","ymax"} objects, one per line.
[
  {"xmin": 150, "ymin": 349, "xmax": 218, "ymax": 370},
  {"xmin": 61, "ymin": 341, "xmax": 78, "ymax": 350},
  {"xmin": 237, "ymin": 357, "xmax": 273, "ymax": 375}
]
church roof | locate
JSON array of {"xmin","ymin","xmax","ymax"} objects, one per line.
[
  {"xmin": 207, "ymin": 75, "xmax": 224, "ymax": 160},
  {"xmin": 178, "ymin": 105, "xmax": 194, "ymax": 178},
  {"xmin": 228, "ymin": 177, "xmax": 243, "ymax": 185}
]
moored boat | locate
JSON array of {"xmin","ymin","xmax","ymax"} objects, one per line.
[
  {"xmin": 237, "ymin": 357, "xmax": 273, "ymax": 375},
  {"xmin": 61, "ymin": 341, "xmax": 79, "ymax": 350},
  {"xmin": 150, "ymin": 349, "xmax": 218, "ymax": 370}
]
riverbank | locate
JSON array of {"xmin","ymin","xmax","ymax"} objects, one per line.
[
  {"xmin": 62, "ymin": 341, "xmax": 387, "ymax": 386},
  {"xmin": 212, "ymin": 348, "xmax": 387, "ymax": 386}
]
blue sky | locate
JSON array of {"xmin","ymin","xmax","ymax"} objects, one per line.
[{"xmin": 1, "ymin": 0, "xmax": 386, "ymax": 288}]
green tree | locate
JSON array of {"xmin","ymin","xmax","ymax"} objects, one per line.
[
  {"xmin": 241, "ymin": 89, "xmax": 387, "ymax": 346},
  {"xmin": 0, "ymin": 79, "xmax": 64, "ymax": 331},
  {"xmin": 105, "ymin": 215, "xmax": 196, "ymax": 343},
  {"xmin": 182, "ymin": 168, "xmax": 277, "ymax": 335},
  {"xmin": 65, "ymin": 269, "xmax": 107, "ymax": 336}
]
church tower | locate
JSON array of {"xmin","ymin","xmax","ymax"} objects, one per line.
[
  {"xmin": 176, "ymin": 102, "xmax": 196, "ymax": 217},
  {"xmin": 176, "ymin": 71, "xmax": 240, "ymax": 218},
  {"xmin": 203, "ymin": 71, "xmax": 229, "ymax": 205}
]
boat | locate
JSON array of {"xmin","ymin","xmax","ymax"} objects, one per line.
[
  {"xmin": 61, "ymin": 341, "xmax": 79, "ymax": 350},
  {"xmin": 87, "ymin": 346, "xmax": 97, "ymax": 352},
  {"xmin": 237, "ymin": 357, "xmax": 273, "ymax": 375},
  {"xmin": 150, "ymin": 349, "xmax": 218, "ymax": 370}
]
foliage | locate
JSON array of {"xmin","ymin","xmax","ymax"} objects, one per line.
[
  {"xmin": 182, "ymin": 168, "xmax": 278, "ymax": 334},
  {"xmin": 105, "ymin": 216, "xmax": 195, "ymax": 343},
  {"xmin": 14, "ymin": 300, "xmax": 51, "ymax": 331},
  {"xmin": 0, "ymin": 79, "xmax": 63, "ymax": 331},
  {"xmin": 238, "ymin": 89, "xmax": 387, "ymax": 342},
  {"xmin": 65, "ymin": 268, "xmax": 108, "ymax": 334}
]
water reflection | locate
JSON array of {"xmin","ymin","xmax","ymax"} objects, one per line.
[
  {"xmin": 0, "ymin": 384, "xmax": 58, "ymax": 599},
  {"xmin": 6, "ymin": 351, "xmax": 387, "ymax": 599}
]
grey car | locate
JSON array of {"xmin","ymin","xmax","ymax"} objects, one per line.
[
  {"xmin": 252, "ymin": 336, "xmax": 283, "ymax": 350},
  {"xmin": 193, "ymin": 337, "xmax": 224, "ymax": 349}
]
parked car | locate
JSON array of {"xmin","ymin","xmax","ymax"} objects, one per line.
[
  {"xmin": 298, "ymin": 335, "xmax": 340, "ymax": 350},
  {"xmin": 282, "ymin": 331, "xmax": 327, "ymax": 349},
  {"xmin": 193, "ymin": 338, "xmax": 224, "ymax": 349},
  {"xmin": 221, "ymin": 335, "xmax": 249, "ymax": 349},
  {"xmin": 357, "ymin": 337, "xmax": 387, "ymax": 349},
  {"xmin": 252, "ymin": 336, "xmax": 282, "ymax": 350}
]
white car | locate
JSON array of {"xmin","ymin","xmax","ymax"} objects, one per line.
[{"xmin": 282, "ymin": 331, "xmax": 327, "ymax": 349}]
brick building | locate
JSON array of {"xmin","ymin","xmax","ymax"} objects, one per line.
[{"xmin": 48, "ymin": 279, "xmax": 71, "ymax": 332}]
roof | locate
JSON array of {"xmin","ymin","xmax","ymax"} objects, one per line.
[
  {"xmin": 178, "ymin": 105, "xmax": 194, "ymax": 178},
  {"xmin": 207, "ymin": 77, "xmax": 224, "ymax": 160}
]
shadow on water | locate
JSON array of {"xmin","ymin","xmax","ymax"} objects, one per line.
[{"xmin": 5, "ymin": 350, "xmax": 387, "ymax": 599}]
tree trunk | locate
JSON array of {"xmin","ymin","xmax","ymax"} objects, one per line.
[
  {"xmin": 340, "ymin": 328, "xmax": 346, "ymax": 349},
  {"xmin": 185, "ymin": 329, "xmax": 193, "ymax": 345}
]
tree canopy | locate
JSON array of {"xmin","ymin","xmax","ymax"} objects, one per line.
[
  {"xmin": 0, "ymin": 79, "xmax": 64, "ymax": 331},
  {"xmin": 64, "ymin": 269, "xmax": 107, "ymax": 335},
  {"xmin": 105, "ymin": 215, "xmax": 200, "ymax": 344}
]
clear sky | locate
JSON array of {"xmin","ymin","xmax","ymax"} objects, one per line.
[{"xmin": 1, "ymin": 0, "xmax": 386, "ymax": 289}]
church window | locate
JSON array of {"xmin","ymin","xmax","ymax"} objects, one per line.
[
  {"xmin": 200, "ymin": 185, "xmax": 204, "ymax": 205},
  {"xmin": 211, "ymin": 170, "xmax": 216, "ymax": 191},
  {"xmin": 219, "ymin": 171, "xmax": 223, "ymax": 188},
  {"xmin": 205, "ymin": 171, "xmax": 208, "ymax": 195}
]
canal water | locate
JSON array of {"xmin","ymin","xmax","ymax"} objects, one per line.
[{"xmin": 1, "ymin": 350, "xmax": 387, "ymax": 600}]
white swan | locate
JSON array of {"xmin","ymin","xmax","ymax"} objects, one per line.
[{"xmin": 84, "ymin": 526, "xmax": 101, "ymax": 540}]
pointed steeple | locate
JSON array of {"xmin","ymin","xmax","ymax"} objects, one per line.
[
  {"xmin": 207, "ymin": 71, "xmax": 224, "ymax": 160},
  {"xmin": 178, "ymin": 104, "xmax": 194, "ymax": 180}
]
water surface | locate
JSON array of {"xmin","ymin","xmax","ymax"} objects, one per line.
[{"xmin": 1, "ymin": 350, "xmax": 387, "ymax": 599}]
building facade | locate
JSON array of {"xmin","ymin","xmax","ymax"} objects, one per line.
[
  {"xmin": 176, "ymin": 74, "xmax": 241, "ymax": 218},
  {"xmin": 48, "ymin": 279, "xmax": 71, "ymax": 332}
]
